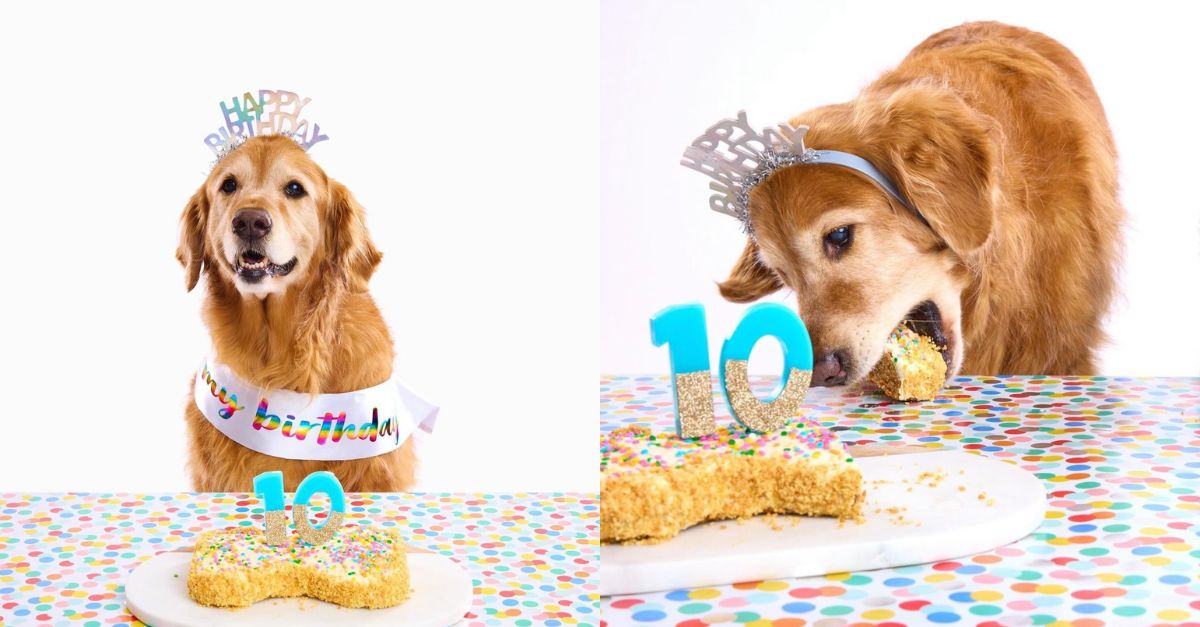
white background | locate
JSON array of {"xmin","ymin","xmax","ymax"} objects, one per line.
[
  {"xmin": 601, "ymin": 1, "xmax": 1200, "ymax": 377},
  {"xmin": 0, "ymin": 2, "xmax": 598, "ymax": 492}
]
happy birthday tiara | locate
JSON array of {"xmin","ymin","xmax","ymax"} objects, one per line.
[
  {"xmin": 203, "ymin": 89, "xmax": 330, "ymax": 171},
  {"xmin": 681, "ymin": 110, "xmax": 918, "ymax": 236}
]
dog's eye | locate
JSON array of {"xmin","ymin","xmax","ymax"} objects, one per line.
[
  {"xmin": 284, "ymin": 181, "xmax": 306, "ymax": 198},
  {"xmin": 824, "ymin": 225, "xmax": 854, "ymax": 258},
  {"xmin": 220, "ymin": 177, "xmax": 237, "ymax": 194}
]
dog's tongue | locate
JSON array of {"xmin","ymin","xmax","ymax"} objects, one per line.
[{"xmin": 242, "ymin": 250, "xmax": 265, "ymax": 263}]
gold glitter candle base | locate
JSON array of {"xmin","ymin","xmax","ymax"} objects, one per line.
[
  {"xmin": 263, "ymin": 510, "xmax": 289, "ymax": 546},
  {"xmin": 292, "ymin": 504, "xmax": 345, "ymax": 545},
  {"xmin": 723, "ymin": 360, "xmax": 812, "ymax": 432},
  {"xmin": 674, "ymin": 370, "xmax": 717, "ymax": 438}
]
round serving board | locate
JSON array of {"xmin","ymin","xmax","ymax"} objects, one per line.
[
  {"xmin": 601, "ymin": 450, "xmax": 1045, "ymax": 596},
  {"xmin": 126, "ymin": 550, "xmax": 472, "ymax": 627}
]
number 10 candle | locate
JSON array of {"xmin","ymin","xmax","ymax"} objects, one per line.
[
  {"xmin": 253, "ymin": 470, "xmax": 347, "ymax": 546},
  {"xmin": 719, "ymin": 302, "xmax": 814, "ymax": 432},
  {"xmin": 651, "ymin": 304, "xmax": 717, "ymax": 438},
  {"xmin": 652, "ymin": 302, "xmax": 814, "ymax": 437}
]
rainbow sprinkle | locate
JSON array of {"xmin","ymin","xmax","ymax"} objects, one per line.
[
  {"xmin": 601, "ymin": 416, "xmax": 850, "ymax": 480},
  {"xmin": 885, "ymin": 325, "xmax": 925, "ymax": 362},
  {"xmin": 192, "ymin": 525, "xmax": 397, "ymax": 574}
]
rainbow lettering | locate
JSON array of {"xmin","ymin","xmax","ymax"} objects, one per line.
[
  {"xmin": 251, "ymin": 401, "xmax": 399, "ymax": 447},
  {"xmin": 201, "ymin": 364, "xmax": 244, "ymax": 419}
]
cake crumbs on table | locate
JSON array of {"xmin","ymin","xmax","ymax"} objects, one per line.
[
  {"xmin": 761, "ymin": 514, "xmax": 785, "ymax": 531},
  {"xmin": 886, "ymin": 506, "xmax": 916, "ymax": 527},
  {"xmin": 911, "ymin": 469, "xmax": 948, "ymax": 489}
]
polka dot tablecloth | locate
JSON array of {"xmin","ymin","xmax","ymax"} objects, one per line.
[
  {"xmin": 600, "ymin": 375, "xmax": 1200, "ymax": 627},
  {"xmin": 0, "ymin": 492, "xmax": 598, "ymax": 626}
]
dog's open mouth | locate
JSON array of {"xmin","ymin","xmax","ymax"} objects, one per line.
[
  {"xmin": 234, "ymin": 250, "xmax": 298, "ymax": 283},
  {"xmin": 901, "ymin": 300, "xmax": 952, "ymax": 370}
]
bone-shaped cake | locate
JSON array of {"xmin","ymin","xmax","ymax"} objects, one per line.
[
  {"xmin": 601, "ymin": 420, "xmax": 863, "ymax": 543},
  {"xmin": 187, "ymin": 525, "xmax": 410, "ymax": 608}
]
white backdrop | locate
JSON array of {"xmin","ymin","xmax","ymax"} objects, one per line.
[
  {"xmin": 601, "ymin": 0, "xmax": 1200, "ymax": 377},
  {"xmin": 0, "ymin": 2, "xmax": 598, "ymax": 492}
]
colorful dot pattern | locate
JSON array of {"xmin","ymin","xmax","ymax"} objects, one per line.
[
  {"xmin": 0, "ymin": 492, "xmax": 598, "ymax": 626},
  {"xmin": 600, "ymin": 374, "xmax": 1200, "ymax": 626}
]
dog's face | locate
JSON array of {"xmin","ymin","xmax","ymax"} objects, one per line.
[
  {"xmin": 177, "ymin": 135, "xmax": 380, "ymax": 298},
  {"xmin": 726, "ymin": 166, "xmax": 968, "ymax": 385},
  {"xmin": 203, "ymin": 136, "xmax": 323, "ymax": 296},
  {"xmin": 718, "ymin": 88, "xmax": 1000, "ymax": 385}
]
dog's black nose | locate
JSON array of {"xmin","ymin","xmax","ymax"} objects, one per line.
[
  {"xmin": 813, "ymin": 350, "xmax": 848, "ymax": 386},
  {"xmin": 232, "ymin": 209, "xmax": 272, "ymax": 241}
]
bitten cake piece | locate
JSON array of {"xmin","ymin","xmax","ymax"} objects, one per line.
[
  {"xmin": 601, "ymin": 421, "xmax": 863, "ymax": 544},
  {"xmin": 188, "ymin": 525, "xmax": 410, "ymax": 608},
  {"xmin": 869, "ymin": 326, "xmax": 946, "ymax": 401}
]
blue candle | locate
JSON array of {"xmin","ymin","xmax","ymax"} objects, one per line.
[
  {"xmin": 252, "ymin": 470, "xmax": 347, "ymax": 546},
  {"xmin": 292, "ymin": 471, "xmax": 347, "ymax": 545},
  {"xmin": 719, "ymin": 302, "xmax": 814, "ymax": 432},
  {"xmin": 651, "ymin": 303, "xmax": 717, "ymax": 438},
  {"xmin": 253, "ymin": 471, "xmax": 288, "ymax": 545},
  {"xmin": 253, "ymin": 470, "xmax": 286, "ymax": 512},
  {"xmin": 293, "ymin": 471, "xmax": 347, "ymax": 517}
]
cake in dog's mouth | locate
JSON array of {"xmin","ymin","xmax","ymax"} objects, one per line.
[
  {"xmin": 901, "ymin": 300, "xmax": 951, "ymax": 370},
  {"xmin": 868, "ymin": 300, "xmax": 952, "ymax": 401},
  {"xmin": 234, "ymin": 249, "xmax": 298, "ymax": 283}
]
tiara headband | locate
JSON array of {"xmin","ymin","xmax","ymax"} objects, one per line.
[
  {"xmin": 203, "ymin": 90, "xmax": 329, "ymax": 171},
  {"xmin": 681, "ymin": 110, "xmax": 923, "ymax": 236}
]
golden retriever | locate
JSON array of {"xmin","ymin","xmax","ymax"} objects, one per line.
[
  {"xmin": 176, "ymin": 134, "xmax": 415, "ymax": 492},
  {"xmin": 718, "ymin": 22, "xmax": 1122, "ymax": 385}
]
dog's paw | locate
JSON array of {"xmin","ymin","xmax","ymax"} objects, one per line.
[{"xmin": 187, "ymin": 525, "xmax": 409, "ymax": 608}]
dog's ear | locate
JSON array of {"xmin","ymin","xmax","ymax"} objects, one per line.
[
  {"xmin": 326, "ymin": 181, "xmax": 382, "ymax": 293},
  {"xmin": 718, "ymin": 239, "xmax": 783, "ymax": 303},
  {"xmin": 176, "ymin": 186, "xmax": 208, "ymax": 292},
  {"xmin": 868, "ymin": 87, "xmax": 1000, "ymax": 255}
]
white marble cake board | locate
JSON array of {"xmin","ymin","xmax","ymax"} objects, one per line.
[
  {"xmin": 601, "ymin": 450, "xmax": 1045, "ymax": 596},
  {"xmin": 126, "ymin": 550, "xmax": 472, "ymax": 626}
]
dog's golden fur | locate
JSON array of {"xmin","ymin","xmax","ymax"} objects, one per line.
[
  {"xmin": 177, "ymin": 134, "xmax": 415, "ymax": 492},
  {"xmin": 720, "ymin": 22, "xmax": 1122, "ymax": 381}
]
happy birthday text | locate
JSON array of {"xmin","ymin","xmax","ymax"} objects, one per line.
[
  {"xmin": 204, "ymin": 89, "xmax": 329, "ymax": 154},
  {"xmin": 253, "ymin": 400, "xmax": 403, "ymax": 447}
]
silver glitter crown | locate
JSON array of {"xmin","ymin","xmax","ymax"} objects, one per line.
[
  {"xmin": 207, "ymin": 130, "xmax": 309, "ymax": 172},
  {"xmin": 681, "ymin": 110, "xmax": 816, "ymax": 235},
  {"xmin": 203, "ymin": 89, "xmax": 329, "ymax": 172}
]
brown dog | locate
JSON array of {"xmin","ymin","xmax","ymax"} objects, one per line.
[
  {"xmin": 177, "ymin": 134, "xmax": 416, "ymax": 492},
  {"xmin": 718, "ymin": 22, "xmax": 1122, "ymax": 385}
]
